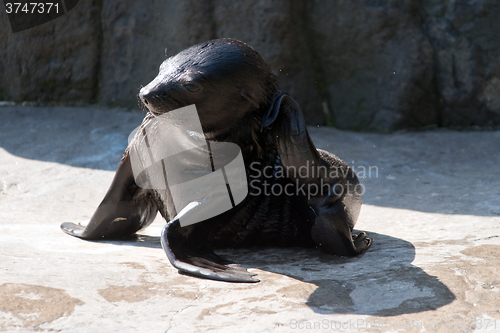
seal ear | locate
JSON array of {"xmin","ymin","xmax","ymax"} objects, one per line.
[{"xmin": 261, "ymin": 92, "xmax": 321, "ymax": 184}]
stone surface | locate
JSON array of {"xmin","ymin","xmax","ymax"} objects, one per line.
[
  {"xmin": 0, "ymin": 0, "xmax": 101, "ymax": 103},
  {"xmin": 423, "ymin": 0, "xmax": 500, "ymax": 127},
  {"xmin": 1, "ymin": 106, "xmax": 499, "ymax": 332},
  {"xmin": 308, "ymin": 0, "xmax": 437, "ymax": 131}
]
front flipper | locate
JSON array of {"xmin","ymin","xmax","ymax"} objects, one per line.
[
  {"xmin": 61, "ymin": 150, "xmax": 158, "ymax": 240},
  {"xmin": 160, "ymin": 204, "xmax": 259, "ymax": 283}
]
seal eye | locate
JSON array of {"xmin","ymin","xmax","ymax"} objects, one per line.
[{"xmin": 183, "ymin": 83, "xmax": 201, "ymax": 93}]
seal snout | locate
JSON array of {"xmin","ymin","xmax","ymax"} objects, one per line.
[
  {"xmin": 139, "ymin": 85, "xmax": 176, "ymax": 114},
  {"xmin": 139, "ymin": 86, "xmax": 154, "ymax": 105}
]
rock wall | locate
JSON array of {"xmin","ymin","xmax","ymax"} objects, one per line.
[
  {"xmin": 424, "ymin": 0, "xmax": 500, "ymax": 127},
  {"xmin": 1, "ymin": 0, "xmax": 499, "ymax": 131},
  {"xmin": 0, "ymin": 0, "xmax": 101, "ymax": 103},
  {"xmin": 308, "ymin": 0, "xmax": 437, "ymax": 131}
]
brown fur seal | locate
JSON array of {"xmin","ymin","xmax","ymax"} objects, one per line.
[{"xmin": 61, "ymin": 38, "xmax": 372, "ymax": 282}]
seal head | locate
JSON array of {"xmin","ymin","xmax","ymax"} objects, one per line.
[{"xmin": 139, "ymin": 39, "xmax": 277, "ymax": 140}]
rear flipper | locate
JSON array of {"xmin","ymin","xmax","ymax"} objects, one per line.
[
  {"xmin": 161, "ymin": 204, "xmax": 259, "ymax": 283},
  {"xmin": 61, "ymin": 151, "xmax": 158, "ymax": 240},
  {"xmin": 260, "ymin": 93, "xmax": 371, "ymax": 256},
  {"xmin": 311, "ymin": 187, "xmax": 372, "ymax": 256},
  {"xmin": 312, "ymin": 216, "xmax": 372, "ymax": 256}
]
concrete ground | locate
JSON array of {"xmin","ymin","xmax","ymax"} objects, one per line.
[{"xmin": 1, "ymin": 106, "xmax": 499, "ymax": 332}]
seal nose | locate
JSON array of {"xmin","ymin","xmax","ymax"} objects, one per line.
[{"xmin": 139, "ymin": 87, "xmax": 152, "ymax": 105}]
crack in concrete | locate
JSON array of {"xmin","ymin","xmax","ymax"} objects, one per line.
[
  {"xmin": 473, "ymin": 235, "xmax": 499, "ymax": 241},
  {"xmin": 164, "ymin": 283, "xmax": 205, "ymax": 333}
]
